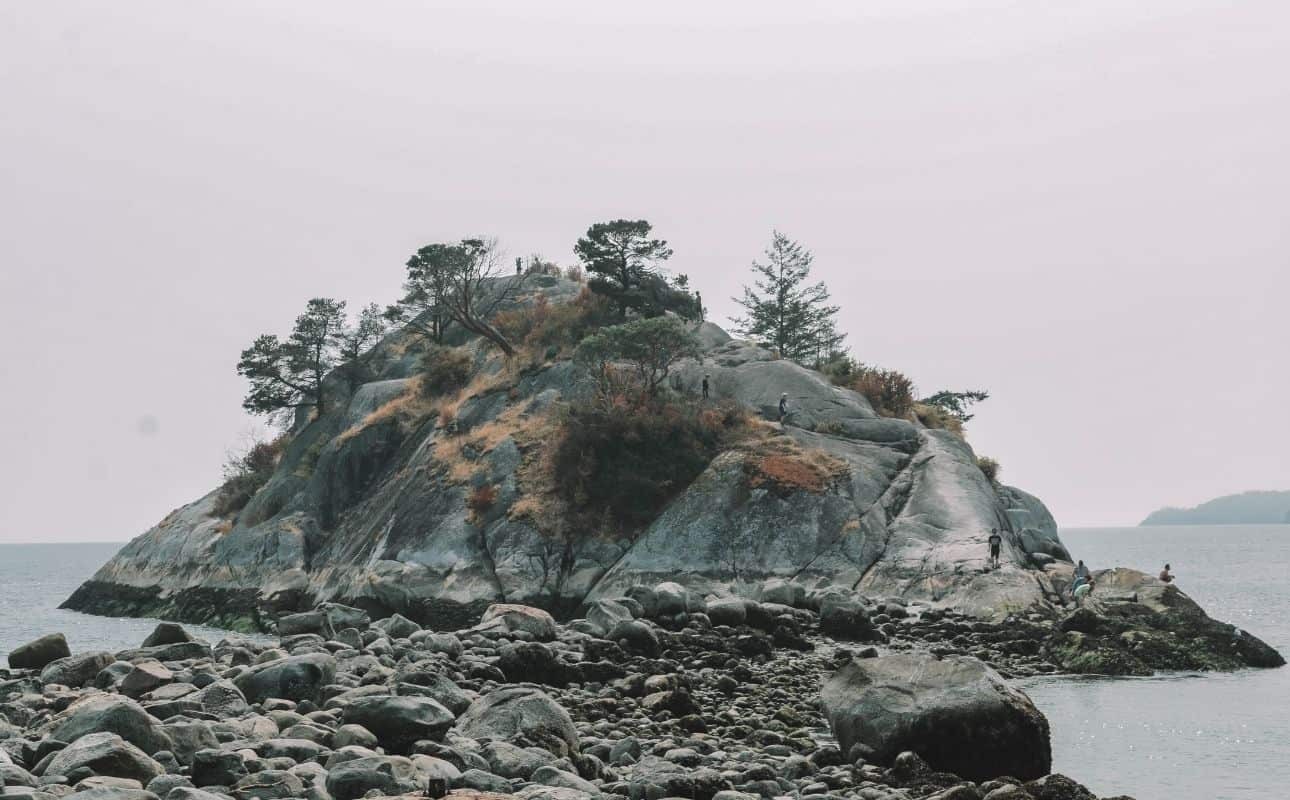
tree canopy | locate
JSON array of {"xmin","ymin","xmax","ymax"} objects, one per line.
[
  {"xmin": 920, "ymin": 390, "xmax": 990, "ymax": 422},
  {"xmin": 574, "ymin": 316, "xmax": 700, "ymax": 403},
  {"xmin": 237, "ymin": 297, "xmax": 349, "ymax": 418},
  {"xmin": 731, "ymin": 231, "xmax": 843, "ymax": 365},
  {"xmin": 574, "ymin": 219, "xmax": 697, "ymax": 319},
  {"xmin": 387, "ymin": 238, "xmax": 524, "ymax": 356}
]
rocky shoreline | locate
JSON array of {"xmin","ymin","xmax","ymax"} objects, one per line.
[{"xmin": 6, "ymin": 579, "xmax": 1285, "ymax": 800}]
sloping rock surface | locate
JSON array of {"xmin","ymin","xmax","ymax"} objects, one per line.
[{"xmin": 63, "ymin": 279, "xmax": 1067, "ymax": 628}]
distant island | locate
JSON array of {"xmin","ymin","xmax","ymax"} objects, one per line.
[{"xmin": 1141, "ymin": 490, "xmax": 1290, "ymax": 526}]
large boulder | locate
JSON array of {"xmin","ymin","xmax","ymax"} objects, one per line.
[
  {"xmin": 821, "ymin": 653, "xmax": 1051, "ymax": 781},
  {"xmin": 456, "ymin": 686, "xmax": 579, "ymax": 757},
  {"xmin": 325, "ymin": 755, "xmax": 420, "ymax": 800},
  {"xmin": 46, "ymin": 695, "xmax": 173, "ymax": 755},
  {"xmin": 43, "ymin": 732, "xmax": 164, "ymax": 784},
  {"xmin": 40, "ymin": 651, "xmax": 116, "ymax": 687},
  {"xmin": 479, "ymin": 604, "xmax": 557, "ymax": 641},
  {"xmin": 7, "ymin": 633, "xmax": 71, "ymax": 670},
  {"xmin": 140, "ymin": 622, "xmax": 195, "ymax": 648},
  {"xmin": 342, "ymin": 695, "xmax": 455, "ymax": 752},
  {"xmin": 819, "ymin": 594, "xmax": 878, "ymax": 640},
  {"xmin": 584, "ymin": 599, "xmax": 633, "ymax": 636},
  {"xmin": 233, "ymin": 653, "xmax": 336, "ymax": 704}
]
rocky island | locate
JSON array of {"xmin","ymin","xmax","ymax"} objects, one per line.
[{"xmin": 8, "ymin": 228, "xmax": 1279, "ymax": 800}]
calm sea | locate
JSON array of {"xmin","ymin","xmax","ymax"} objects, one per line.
[
  {"xmin": 2, "ymin": 528, "xmax": 1288, "ymax": 800},
  {"xmin": 1025, "ymin": 526, "xmax": 1290, "ymax": 800},
  {"xmin": 0, "ymin": 541, "xmax": 263, "ymax": 659}
]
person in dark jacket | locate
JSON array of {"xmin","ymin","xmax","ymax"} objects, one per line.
[
  {"xmin": 778, "ymin": 393, "xmax": 788, "ymax": 424},
  {"xmin": 988, "ymin": 528, "xmax": 1003, "ymax": 568},
  {"xmin": 702, "ymin": 374, "xmax": 710, "ymax": 400}
]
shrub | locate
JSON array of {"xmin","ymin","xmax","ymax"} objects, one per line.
[
  {"xmin": 419, "ymin": 347, "xmax": 472, "ymax": 398},
  {"xmin": 213, "ymin": 434, "xmax": 289, "ymax": 518},
  {"xmin": 552, "ymin": 397, "xmax": 746, "ymax": 534},
  {"xmin": 493, "ymin": 287, "xmax": 616, "ymax": 355},
  {"xmin": 563, "ymin": 264, "xmax": 584, "ymax": 282},
  {"xmin": 977, "ymin": 455, "xmax": 1001, "ymax": 483},
  {"xmin": 818, "ymin": 354, "xmax": 858, "ymax": 386},
  {"xmin": 849, "ymin": 364, "xmax": 915, "ymax": 418},
  {"xmin": 467, "ymin": 483, "xmax": 498, "ymax": 514},
  {"xmin": 913, "ymin": 402, "xmax": 964, "ymax": 436}
]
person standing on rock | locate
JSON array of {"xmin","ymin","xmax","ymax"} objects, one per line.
[
  {"xmin": 987, "ymin": 528, "xmax": 1003, "ymax": 568},
  {"xmin": 779, "ymin": 392, "xmax": 789, "ymax": 425},
  {"xmin": 702, "ymin": 374, "xmax": 711, "ymax": 400},
  {"xmin": 1159, "ymin": 563, "xmax": 1174, "ymax": 583},
  {"xmin": 1073, "ymin": 578, "xmax": 1095, "ymax": 606}
]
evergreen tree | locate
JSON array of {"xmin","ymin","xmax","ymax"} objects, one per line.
[
  {"xmin": 731, "ymin": 231, "xmax": 843, "ymax": 363},
  {"xmin": 387, "ymin": 238, "xmax": 523, "ymax": 356},
  {"xmin": 337, "ymin": 303, "xmax": 389, "ymax": 389},
  {"xmin": 574, "ymin": 219, "xmax": 686, "ymax": 318},
  {"xmin": 238, "ymin": 298, "xmax": 348, "ymax": 418}
]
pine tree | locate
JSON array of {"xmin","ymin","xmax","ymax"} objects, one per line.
[
  {"xmin": 731, "ymin": 232, "xmax": 843, "ymax": 363},
  {"xmin": 574, "ymin": 219, "xmax": 692, "ymax": 319}
]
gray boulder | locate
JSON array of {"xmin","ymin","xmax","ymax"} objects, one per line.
[
  {"xmin": 233, "ymin": 653, "xmax": 336, "ymax": 704},
  {"xmin": 230, "ymin": 769, "xmax": 303, "ymax": 800},
  {"xmin": 140, "ymin": 623, "xmax": 194, "ymax": 648},
  {"xmin": 654, "ymin": 582, "xmax": 703, "ymax": 616},
  {"xmin": 584, "ymin": 599, "xmax": 633, "ymax": 636},
  {"xmin": 120, "ymin": 661, "xmax": 173, "ymax": 698},
  {"xmin": 41, "ymin": 652, "xmax": 115, "ymax": 687},
  {"xmin": 478, "ymin": 604, "xmax": 557, "ymax": 641},
  {"xmin": 44, "ymin": 732, "xmax": 164, "ymax": 784},
  {"xmin": 373, "ymin": 613, "xmax": 421, "ymax": 640},
  {"xmin": 456, "ymin": 686, "xmax": 578, "ymax": 757},
  {"xmin": 395, "ymin": 674, "xmax": 472, "ymax": 717},
  {"xmin": 7, "ymin": 633, "xmax": 71, "ymax": 671},
  {"xmin": 46, "ymin": 695, "xmax": 173, "ymax": 755},
  {"xmin": 342, "ymin": 695, "xmax": 454, "ymax": 752},
  {"xmin": 821, "ymin": 653, "xmax": 1051, "ymax": 781},
  {"xmin": 325, "ymin": 755, "xmax": 419, "ymax": 800},
  {"xmin": 819, "ymin": 594, "xmax": 878, "ymax": 640}
]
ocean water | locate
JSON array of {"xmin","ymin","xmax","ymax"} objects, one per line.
[
  {"xmin": 2, "ymin": 528, "xmax": 1288, "ymax": 800},
  {"xmin": 0, "ymin": 541, "xmax": 264, "ymax": 659},
  {"xmin": 1025, "ymin": 526, "xmax": 1290, "ymax": 800}
]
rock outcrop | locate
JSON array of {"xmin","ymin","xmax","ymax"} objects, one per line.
[{"xmin": 63, "ymin": 278, "xmax": 1071, "ymax": 631}]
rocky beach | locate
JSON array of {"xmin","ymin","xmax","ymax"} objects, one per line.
[{"xmin": 4, "ymin": 570, "xmax": 1283, "ymax": 800}]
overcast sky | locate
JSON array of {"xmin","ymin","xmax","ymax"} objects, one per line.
[{"xmin": 1, "ymin": 0, "xmax": 1287, "ymax": 543}]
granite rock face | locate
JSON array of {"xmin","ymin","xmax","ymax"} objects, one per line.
[{"xmin": 63, "ymin": 279, "xmax": 1067, "ymax": 628}]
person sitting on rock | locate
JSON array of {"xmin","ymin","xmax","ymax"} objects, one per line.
[
  {"xmin": 1159, "ymin": 563, "xmax": 1174, "ymax": 583},
  {"xmin": 1073, "ymin": 578, "xmax": 1095, "ymax": 605},
  {"xmin": 778, "ymin": 392, "xmax": 789, "ymax": 424},
  {"xmin": 987, "ymin": 528, "xmax": 1003, "ymax": 568},
  {"xmin": 1074, "ymin": 559, "xmax": 1091, "ymax": 580}
]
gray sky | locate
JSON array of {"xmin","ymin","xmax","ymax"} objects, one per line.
[{"xmin": 2, "ymin": 0, "xmax": 1287, "ymax": 543}]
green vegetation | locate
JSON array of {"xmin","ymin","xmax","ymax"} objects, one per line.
[
  {"xmin": 238, "ymin": 298, "xmax": 383, "ymax": 419},
  {"xmin": 418, "ymin": 346, "xmax": 472, "ymax": 399},
  {"xmin": 214, "ymin": 434, "xmax": 289, "ymax": 517},
  {"xmin": 552, "ymin": 398, "xmax": 746, "ymax": 534},
  {"xmin": 575, "ymin": 219, "xmax": 698, "ymax": 319},
  {"xmin": 385, "ymin": 238, "xmax": 524, "ymax": 356},
  {"xmin": 574, "ymin": 317, "xmax": 700, "ymax": 401},
  {"xmin": 920, "ymin": 389, "xmax": 990, "ymax": 423},
  {"xmin": 732, "ymin": 231, "xmax": 844, "ymax": 365}
]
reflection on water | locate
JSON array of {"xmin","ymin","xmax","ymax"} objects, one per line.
[{"xmin": 1026, "ymin": 526, "xmax": 1290, "ymax": 800}]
